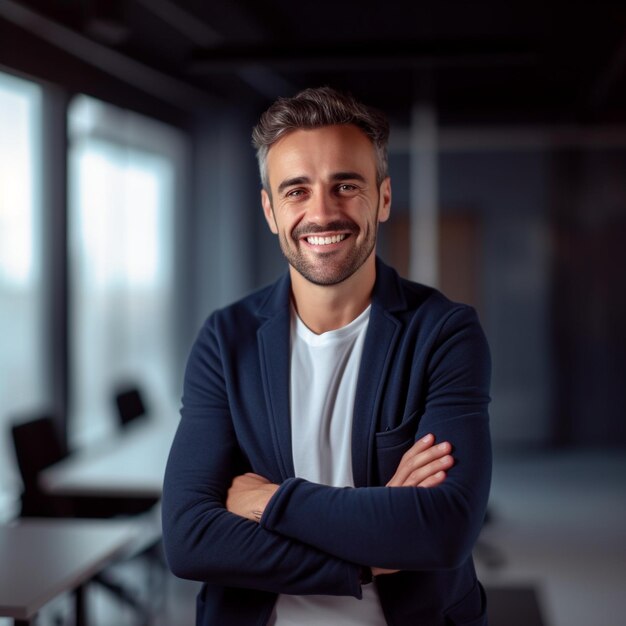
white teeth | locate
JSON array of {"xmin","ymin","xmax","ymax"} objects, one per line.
[{"xmin": 306, "ymin": 234, "xmax": 346, "ymax": 245}]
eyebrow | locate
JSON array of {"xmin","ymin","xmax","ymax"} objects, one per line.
[
  {"xmin": 276, "ymin": 171, "xmax": 367, "ymax": 195},
  {"xmin": 331, "ymin": 171, "xmax": 367, "ymax": 184},
  {"xmin": 277, "ymin": 176, "xmax": 311, "ymax": 195}
]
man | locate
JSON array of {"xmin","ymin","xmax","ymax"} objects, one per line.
[{"xmin": 162, "ymin": 87, "xmax": 492, "ymax": 625}]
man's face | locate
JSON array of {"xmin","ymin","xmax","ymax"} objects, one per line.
[{"xmin": 261, "ymin": 124, "xmax": 391, "ymax": 286}]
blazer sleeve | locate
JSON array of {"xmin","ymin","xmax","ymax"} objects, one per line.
[
  {"xmin": 259, "ymin": 305, "xmax": 492, "ymax": 571},
  {"xmin": 161, "ymin": 317, "xmax": 363, "ymax": 597}
]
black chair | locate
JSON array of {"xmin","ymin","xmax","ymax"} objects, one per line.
[
  {"xmin": 11, "ymin": 415, "xmax": 75, "ymax": 517},
  {"xmin": 114, "ymin": 385, "xmax": 147, "ymax": 427}
]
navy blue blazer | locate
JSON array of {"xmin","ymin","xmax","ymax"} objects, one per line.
[{"xmin": 162, "ymin": 258, "xmax": 492, "ymax": 626}]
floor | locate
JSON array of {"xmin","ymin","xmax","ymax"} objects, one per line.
[
  {"xmin": 5, "ymin": 447, "xmax": 624, "ymax": 626},
  {"xmin": 478, "ymin": 447, "xmax": 626, "ymax": 626}
]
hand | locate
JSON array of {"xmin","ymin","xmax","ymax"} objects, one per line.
[
  {"xmin": 372, "ymin": 434, "xmax": 454, "ymax": 578},
  {"xmin": 386, "ymin": 433, "xmax": 453, "ymax": 488},
  {"xmin": 226, "ymin": 472, "xmax": 279, "ymax": 522},
  {"xmin": 371, "ymin": 566, "xmax": 398, "ymax": 577}
]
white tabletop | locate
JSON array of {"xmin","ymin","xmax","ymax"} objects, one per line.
[
  {"xmin": 0, "ymin": 518, "xmax": 138, "ymax": 621},
  {"xmin": 40, "ymin": 418, "xmax": 179, "ymax": 499}
]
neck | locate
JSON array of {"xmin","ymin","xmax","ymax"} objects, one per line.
[{"xmin": 289, "ymin": 254, "xmax": 376, "ymax": 334}]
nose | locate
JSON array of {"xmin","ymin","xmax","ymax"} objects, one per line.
[{"xmin": 307, "ymin": 189, "xmax": 338, "ymax": 224}]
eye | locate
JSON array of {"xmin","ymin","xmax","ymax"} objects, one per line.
[
  {"xmin": 337, "ymin": 183, "xmax": 358, "ymax": 193},
  {"xmin": 286, "ymin": 188, "xmax": 306, "ymax": 198}
]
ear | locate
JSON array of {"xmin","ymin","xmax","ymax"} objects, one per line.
[
  {"xmin": 378, "ymin": 177, "xmax": 392, "ymax": 223},
  {"xmin": 261, "ymin": 189, "xmax": 278, "ymax": 234}
]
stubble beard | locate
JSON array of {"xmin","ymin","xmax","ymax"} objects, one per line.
[{"xmin": 278, "ymin": 220, "xmax": 378, "ymax": 286}]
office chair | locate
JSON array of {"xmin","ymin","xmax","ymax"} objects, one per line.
[
  {"xmin": 112, "ymin": 384, "xmax": 159, "ymax": 516},
  {"xmin": 10, "ymin": 415, "xmax": 75, "ymax": 517},
  {"xmin": 114, "ymin": 385, "xmax": 147, "ymax": 427}
]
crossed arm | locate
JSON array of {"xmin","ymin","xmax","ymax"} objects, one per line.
[{"xmin": 226, "ymin": 434, "xmax": 454, "ymax": 577}]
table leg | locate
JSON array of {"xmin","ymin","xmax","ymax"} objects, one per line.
[{"xmin": 76, "ymin": 584, "xmax": 86, "ymax": 626}]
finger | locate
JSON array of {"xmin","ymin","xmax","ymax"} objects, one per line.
[
  {"xmin": 244, "ymin": 472, "xmax": 269, "ymax": 481},
  {"xmin": 230, "ymin": 474, "xmax": 263, "ymax": 492},
  {"xmin": 400, "ymin": 454, "xmax": 454, "ymax": 487},
  {"xmin": 387, "ymin": 440, "xmax": 451, "ymax": 487},
  {"xmin": 386, "ymin": 435, "xmax": 436, "ymax": 487},
  {"xmin": 401, "ymin": 434, "xmax": 435, "ymax": 460},
  {"xmin": 372, "ymin": 566, "xmax": 399, "ymax": 576},
  {"xmin": 238, "ymin": 473, "xmax": 272, "ymax": 488},
  {"xmin": 390, "ymin": 450, "xmax": 452, "ymax": 488},
  {"xmin": 417, "ymin": 470, "xmax": 447, "ymax": 489}
]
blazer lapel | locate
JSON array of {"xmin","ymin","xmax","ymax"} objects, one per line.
[
  {"xmin": 257, "ymin": 276, "xmax": 295, "ymax": 480},
  {"xmin": 351, "ymin": 259, "xmax": 407, "ymax": 487},
  {"xmin": 351, "ymin": 308, "xmax": 401, "ymax": 487}
]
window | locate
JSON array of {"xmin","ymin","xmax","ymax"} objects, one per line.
[
  {"xmin": 68, "ymin": 96, "xmax": 183, "ymax": 446},
  {"xmin": 0, "ymin": 71, "xmax": 44, "ymax": 519}
]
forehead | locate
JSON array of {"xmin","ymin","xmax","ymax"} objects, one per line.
[{"xmin": 266, "ymin": 124, "xmax": 377, "ymax": 188}]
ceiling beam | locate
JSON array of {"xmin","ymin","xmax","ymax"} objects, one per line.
[
  {"xmin": 133, "ymin": 0, "xmax": 296, "ymax": 98},
  {"xmin": 0, "ymin": 0, "xmax": 215, "ymax": 112}
]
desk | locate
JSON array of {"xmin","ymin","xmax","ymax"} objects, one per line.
[
  {"xmin": 40, "ymin": 418, "xmax": 178, "ymax": 499},
  {"xmin": 0, "ymin": 518, "xmax": 138, "ymax": 626}
]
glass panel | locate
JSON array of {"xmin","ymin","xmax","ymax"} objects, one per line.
[
  {"xmin": 68, "ymin": 96, "xmax": 179, "ymax": 447},
  {"xmin": 0, "ymin": 71, "xmax": 44, "ymax": 520}
]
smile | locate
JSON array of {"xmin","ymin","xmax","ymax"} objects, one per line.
[{"xmin": 305, "ymin": 234, "xmax": 347, "ymax": 245}]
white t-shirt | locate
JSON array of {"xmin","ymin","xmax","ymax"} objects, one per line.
[{"xmin": 268, "ymin": 305, "xmax": 387, "ymax": 626}]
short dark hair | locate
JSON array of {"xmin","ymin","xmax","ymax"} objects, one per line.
[{"xmin": 252, "ymin": 86, "xmax": 389, "ymax": 190}]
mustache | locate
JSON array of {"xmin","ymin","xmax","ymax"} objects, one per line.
[{"xmin": 292, "ymin": 220, "xmax": 358, "ymax": 240}]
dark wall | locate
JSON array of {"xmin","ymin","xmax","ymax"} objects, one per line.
[{"xmin": 550, "ymin": 149, "xmax": 626, "ymax": 445}]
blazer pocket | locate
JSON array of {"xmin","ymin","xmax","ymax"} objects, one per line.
[
  {"xmin": 444, "ymin": 579, "xmax": 487, "ymax": 626},
  {"xmin": 374, "ymin": 411, "xmax": 420, "ymax": 484}
]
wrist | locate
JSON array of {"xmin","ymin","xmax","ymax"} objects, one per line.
[{"xmin": 252, "ymin": 484, "xmax": 279, "ymax": 523}]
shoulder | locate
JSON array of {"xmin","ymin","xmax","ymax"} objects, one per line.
[
  {"xmin": 376, "ymin": 265, "xmax": 491, "ymax": 381},
  {"xmin": 183, "ymin": 274, "xmax": 289, "ymax": 380},
  {"xmin": 197, "ymin": 272, "xmax": 290, "ymax": 340},
  {"xmin": 374, "ymin": 258, "xmax": 480, "ymax": 331}
]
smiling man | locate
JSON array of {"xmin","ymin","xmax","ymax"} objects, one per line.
[
  {"xmin": 262, "ymin": 123, "xmax": 389, "ymax": 294},
  {"xmin": 163, "ymin": 87, "xmax": 492, "ymax": 626}
]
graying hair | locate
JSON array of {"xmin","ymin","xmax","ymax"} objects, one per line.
[{"xmin": 252, "ymin": 86, "xmax": 389, "ymax": 191}]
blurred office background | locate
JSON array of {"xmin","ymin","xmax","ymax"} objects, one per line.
[{"xmin": 1, "ymin": 1, "xmax": 625, "ymax": 625}]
